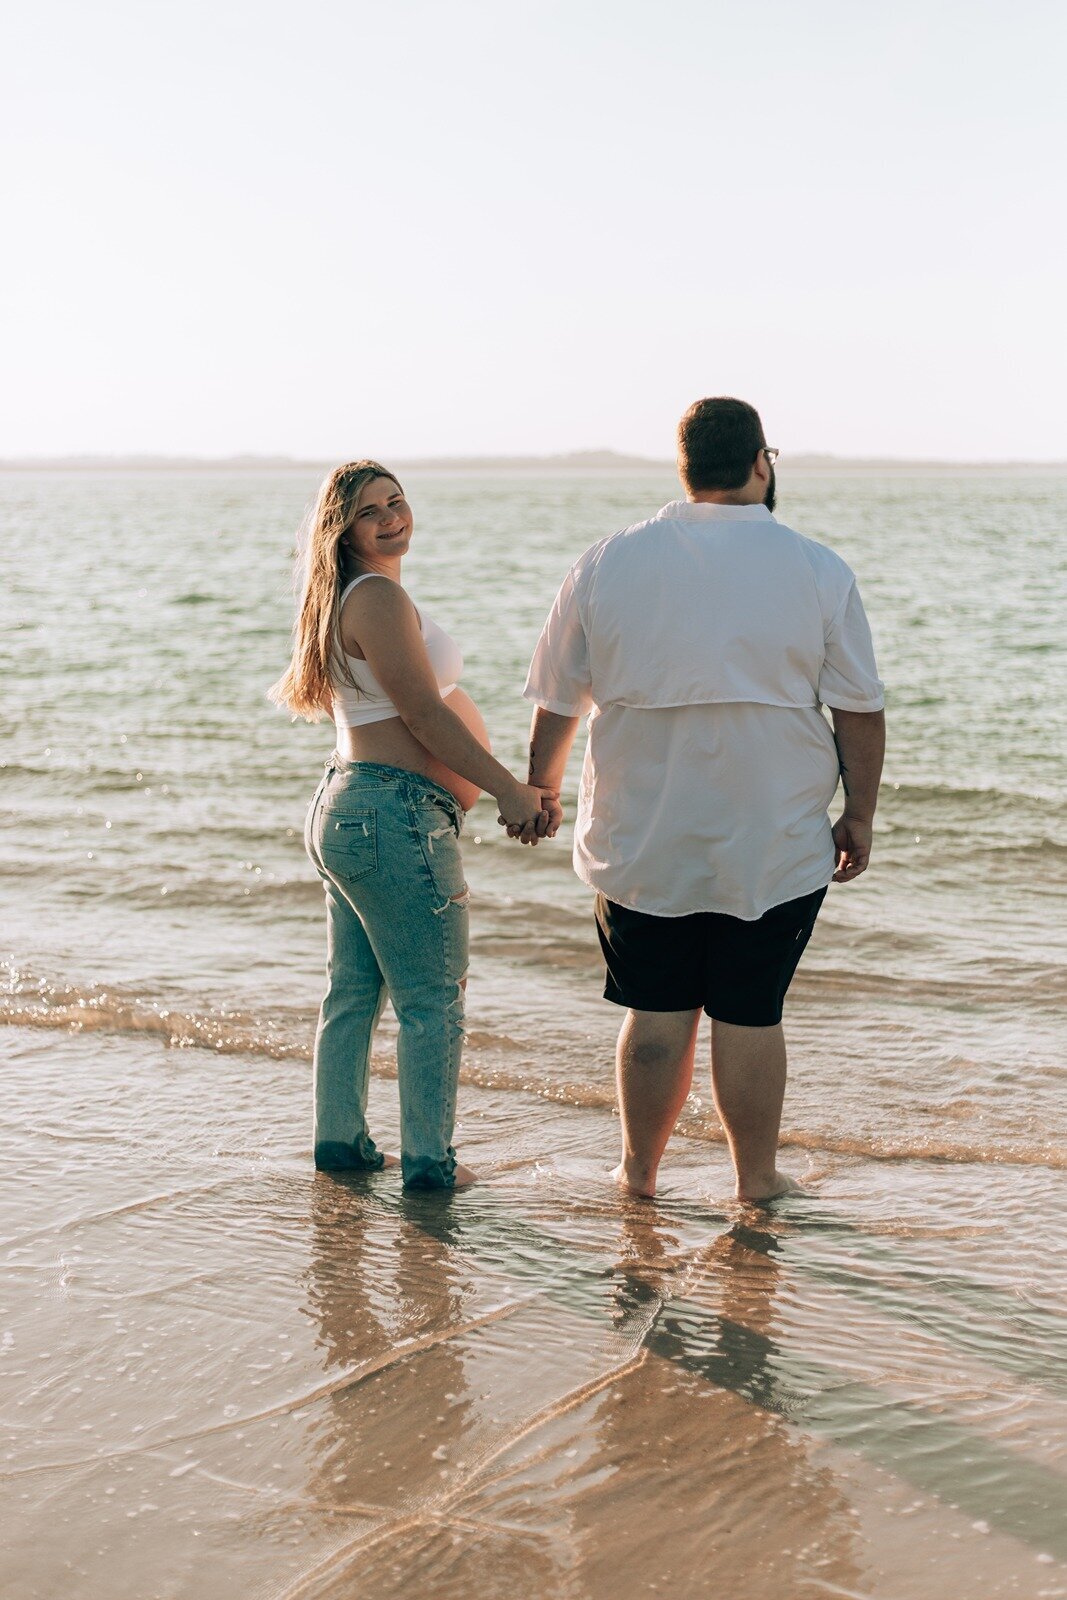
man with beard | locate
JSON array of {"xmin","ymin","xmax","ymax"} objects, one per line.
[{"xmin": 519, "ymin": 396, "xmax": 885, "ymax": 1202}]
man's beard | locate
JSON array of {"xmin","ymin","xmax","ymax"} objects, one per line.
[{"xmin": 763, "ymin": 463, "xmax": 777, "ymax": 513}]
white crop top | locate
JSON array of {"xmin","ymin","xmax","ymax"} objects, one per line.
[{"xmin": 331, "ymin": 574, "xmax": 464, "ymax": 728}]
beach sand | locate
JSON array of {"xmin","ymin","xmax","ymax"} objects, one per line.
[{"xmin": 3, "ymin": 1026, "xmax": 1065, "ymax": 1600}]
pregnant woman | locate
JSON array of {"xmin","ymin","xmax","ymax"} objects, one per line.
[{"xmin": 271, "ymin": 461, "xmax": 552, "ymax": 1189}]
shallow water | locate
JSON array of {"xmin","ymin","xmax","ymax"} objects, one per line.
[
  {"xmin": 2, "ymin": 1030, "xmax": 1065, "ymax": 1598},
  {"xmin": 1, "ymin": 467, "xmax": 1066, "ymax": 1595}
]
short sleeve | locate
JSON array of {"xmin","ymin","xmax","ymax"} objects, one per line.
[
  {"xmin": 523, "ymin": 566, "xmax": 594, "ymax": 717},
  {"xmin": 817, "ymin": 581, "xmax": 885, "ymax": 712}
]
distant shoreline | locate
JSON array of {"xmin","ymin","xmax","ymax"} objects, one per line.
[{"xmin": 1, "ymin": 449, "xmax": 1064, "ymax": 475}]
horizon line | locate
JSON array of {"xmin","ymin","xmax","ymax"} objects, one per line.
[{"xmin": 1, "ymin": 447, "xmax": 1065, "ymax": 472}]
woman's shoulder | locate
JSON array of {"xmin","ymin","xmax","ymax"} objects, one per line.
[
  {"xmin": 340, "ymin": 573, "xmax": 415, "ymax": 619},
  {"xmin": 338, "ymin": 573, "xmax": 419, "ymax": 658},
  {"xmin": 340, "ymin": 570, "xmax": 403, "ymax": 601}
]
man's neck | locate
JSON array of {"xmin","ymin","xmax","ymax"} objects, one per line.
[{"xmin": 687, "ymin": 488, "xmax": 763, "ymax": 506}]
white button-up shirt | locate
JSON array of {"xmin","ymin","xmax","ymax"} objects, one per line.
[{"xmin": 523, "ymin": 501, "xmax": 885, "ymax": 920}]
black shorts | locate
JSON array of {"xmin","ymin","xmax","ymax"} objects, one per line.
[{"xmin": 594, "ymin": 886, "xmax": 827, "ymax": 1027}]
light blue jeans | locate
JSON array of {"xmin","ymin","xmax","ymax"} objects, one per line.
[{"xmin": 304, "ymin": 757, "xmax": 469, "ymax": 1189}]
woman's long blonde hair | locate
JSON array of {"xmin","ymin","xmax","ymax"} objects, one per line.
[{"xmin": 268, "ymin": 460, "xmax": 403, "ymax": 721}]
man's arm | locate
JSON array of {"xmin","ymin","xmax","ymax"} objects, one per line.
[
  {"xmin": 829, "ymin": 707, "xmax": 886, "ymax": 881},
  {"xmin": 514, "ymin": 559, "xmax": 591, "ymax": 840},
  {"xmin": 524, "ymin": 707, "xmax": 580, "ymax": 837}
]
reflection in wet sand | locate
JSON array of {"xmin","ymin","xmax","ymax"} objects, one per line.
[
  {"xmin": 303, "ymin": 1182, "xmax": 476, "ymax": 1515},
  {"xmin": 291, "ymin": 1166, "xmax": 1067, "ymax": 1598},
  {"xmin": 448, "ymin": 1210, "xmax": 867, "ymax": 1600},
  {"xmin": 3, "ymin": 1033, "xmax": 1066, "ymax": 1600},
  {"xmin": 297, "ymin": 1181, "xmax": 636, "ymax": 1594}
]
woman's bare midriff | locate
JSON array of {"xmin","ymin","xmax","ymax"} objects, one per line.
[{"xmin": 333, "ymin": 687, "xmax": 490, "ymax": 813}]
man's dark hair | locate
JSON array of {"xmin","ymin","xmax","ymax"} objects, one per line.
[{"xmin": 677, "ymin": 397, "xmax": 766, "ymax": 492}]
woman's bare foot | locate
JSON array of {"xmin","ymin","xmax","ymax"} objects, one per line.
[
  {"xmin": 452, "ymin": 1162, "xmax": 477, "ymax": 1188},
  {"xmin": 736, "ymin": 1169, "xmax": 807, "ymax": 1203},
  {"xmin": 379, "ymin": 1153, "xmax": 401, "ymax": 1169},
  {"xmin": 612, "ymin": 1160, "xmax": 657, "ymax": 1199}
]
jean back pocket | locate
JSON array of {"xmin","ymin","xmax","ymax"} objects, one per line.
[{"xmin": 318, "ymin": 806, "xmax": 378, "ymax": 881}]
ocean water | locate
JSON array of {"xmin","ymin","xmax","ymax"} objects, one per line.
[
  {"xmin": 3, "ymin": 467, "xmax": 1064, "ymax": 1165},
  {"xmin": 2, "ymin": 468, "xmax": 1065, "ymax": 1598}
]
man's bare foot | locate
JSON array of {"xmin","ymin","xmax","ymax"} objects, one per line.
[
  {"xmin": 612, "ymin": 1160, "xmax": 657, "ymax": 1199},
  {"xmin": 452, "ymin": 1162, "xmax": 477, "ymax": 1188},
  {"xmin": 736, "ymin": 1169, "xmax": 807, "ymax": 1203},
  {"xmin": 379, "ymin": 1153, "xmax": 400, "ymax": 1169}
]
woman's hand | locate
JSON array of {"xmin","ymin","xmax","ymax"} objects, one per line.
[
  {"xmin": 504, "ymin": 790, "xmax": 563, "ymax": 841},
  {"xmin": 495, "ymin": 781, "xmax": 550, "ymax": 845}
]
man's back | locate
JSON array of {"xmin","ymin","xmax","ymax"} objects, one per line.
[
  {"xmin": 524, "ymin": 499, "xmax": 884, "ymax": 920},
  {"xmin": 574, "ymin": 501, "xmax": 868, "ymax": 714},
  {"xmin": 523, "ymin": 396, "xmax": 887, "ymax": 1202}
]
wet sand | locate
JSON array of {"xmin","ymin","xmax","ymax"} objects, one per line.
[{"xmin": 3, "ymin": 1027, "xmax": 1066, "ymax": 1600}]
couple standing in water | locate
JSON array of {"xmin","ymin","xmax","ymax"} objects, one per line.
[{"xmin": 271, "ymin": 397, "xmax": 886, "ymax": 1200}]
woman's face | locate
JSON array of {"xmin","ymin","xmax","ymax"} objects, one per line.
[{"xmin": 345, "ymin": 476, "xmax": 413, "ymax": 564}]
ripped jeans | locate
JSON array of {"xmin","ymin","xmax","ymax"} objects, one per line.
[{"xmin": 304, "ymin": 757, "xmax": 469, "ymax": 1189}]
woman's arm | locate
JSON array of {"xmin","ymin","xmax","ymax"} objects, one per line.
[{"xmin": 347, "ymin": 579, "xmax": 548, "ymax": 839}]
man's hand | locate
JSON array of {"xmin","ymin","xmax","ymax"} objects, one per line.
[
  {"xmin": 497, "ymin": 790, "xmax": 562, "ymax": 844},
  {"xmin": 832, "ymin": 812, "xmax": 874, "ymax": 882},
  {"xmin": 495, "ymin": 781, "xmax": 550, "ymax": 845},
  {"xmin": 537, "ymin": 791, "xmax": 563, "ymax": 837}
]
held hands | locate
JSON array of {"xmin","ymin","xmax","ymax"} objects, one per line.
[
  {"xmin": 495, "ymin": 783, "xmax": 563, "ymax": 846},
  {"xmin": 537, "ymin": 792, "xmax": 564, "ymax": 837},
  {"xmin": 832, "ymin": 812, "xmax": 874, "ymax": 882}
]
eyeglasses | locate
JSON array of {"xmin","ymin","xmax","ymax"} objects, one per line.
[{"xmin": 762, "ymin": 447, "xmax": 779, "ymax": 465}]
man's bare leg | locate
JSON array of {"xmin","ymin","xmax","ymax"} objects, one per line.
[
  {"xmin": 710, "ymin": 1019, "xmax": 802, "ymax": 1201},
  {"xmin": 612, "ymin": 1008, "xmax": 702, "ymax": 1198}
]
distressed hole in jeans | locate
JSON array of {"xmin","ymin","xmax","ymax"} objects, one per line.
[
  {"xmin": 448, "ymin": 977, "xmax": 467, "ymax": 1038},
  {"xmin": 432, "ymin": 885, "xmax": 470, "ymax": 916},
  {"xmin": 426, "ymin": 824, "xmax": 454, "ymax": 854}
]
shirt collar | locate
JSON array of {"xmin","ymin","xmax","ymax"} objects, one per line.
[{"xmin": 655, "ymin": 500, "xmax": 776, "ymax": 523}]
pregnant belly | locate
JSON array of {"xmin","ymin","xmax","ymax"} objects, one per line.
[
  {"xmin": 334, "ymin": 686, "xmax": 492, "ymax": 813},
  {"xmin": 432, "ymin": 687, "xmax": 490, "ymax": 812}
]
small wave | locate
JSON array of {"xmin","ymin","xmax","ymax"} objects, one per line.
[
  {"xmin": 0, "ymin": 977, "xmax": 310, "ymax": 1061},
  {"xmin": 2, "ymin": 974, "xmax": 1064, "ymax": 1173},
  {"xmin": 976, "ymin": 836, "xmax": 1067, "ymax": 858},
  {"xmin": 451, "ymin": 1061, "xmax": 1067, "ymax": 1170},
  {"xmin": 793, "ymin": 962, "xmax": 1067, "ymax": 1009},
  {"xmin": 108, "ymin": 876, "xmax": 323, "ymax": 912},
  {"xmin": 884, "ymin": 779, "xmax": 1064, "ymax": 809},
  {"xmin": 464, "ymin": 1029, "xmax": 528, "ymax": 1053},
  {"xmin": 0, "ymin": 969, "xmax": 535, "ymax": 1065},
  {"xmin": 774, "ymin": 1126, "xmax": 1067, "ymax": 1170}
]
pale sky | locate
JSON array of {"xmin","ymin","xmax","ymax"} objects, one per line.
[{"xmin": 3, "ymin": 0, "xmax": 1064, "ymax": 461}]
